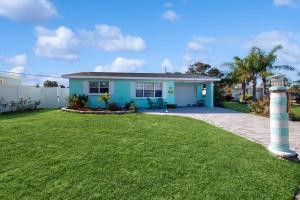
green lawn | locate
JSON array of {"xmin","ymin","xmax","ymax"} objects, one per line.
[
  {"xmin": 291, "ymin": 104, "xmax": 300, "ymax": 120},
  {"xmin": 223, "ymin": 102, "xmax": 253, "ymax": 113},
  {"xmin": 0, "ymin": 110, "xmax": 299, "ymax": 199}
]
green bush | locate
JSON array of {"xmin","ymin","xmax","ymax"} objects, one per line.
[
  {"xmin": 250, "ymin": 99, "xmax": 266, "ymax": 115},
  {"xmin": 125, "ymin": 101, "xmax": 137, "ymax": 112},
  {"xmin": 0, "ymin": 97, "xmax": 41, "ymax": 113},
  {"xmin": 68, "ymin": 94, "xmax": 88, "ymax": 110},
  {"xmin": 240, "ymin": 94, "xmax": 253, "ymax": 102}
]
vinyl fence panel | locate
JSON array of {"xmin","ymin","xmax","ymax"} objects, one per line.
[{"xmin": 0, "ymin": 85, "xmax": 69, "ymax": 112}]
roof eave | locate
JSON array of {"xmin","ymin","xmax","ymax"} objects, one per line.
[{"xmin": 61, "ymin": 75, "xmax": 220, "ymax": 82}]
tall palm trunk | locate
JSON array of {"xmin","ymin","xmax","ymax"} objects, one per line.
[
  {"xmin": 262, "ymin": 77, "xmax": 267, "ymax": 97},
  {"xmin": 242, "ymin": 80, "xmax": 246, "ymax": 100},
  {"xmin": 252, "ymin": 78, "xmax": 257, "ymax": 101}
]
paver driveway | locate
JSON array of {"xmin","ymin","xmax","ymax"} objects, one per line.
[{"xmin": 142, "ymin": 107, "xmax": 300, "ymax": 155}]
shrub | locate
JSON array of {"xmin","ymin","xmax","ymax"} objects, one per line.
[
  {"xmin": 129, "ymin": 102, "xmax": 137, "ymax": 112},
  {"xmin": 0, "ymin": 97, "xmax": 41, "ymax": 113},
  {"xmin": 225, "ymin": 94, "xmax": 234, "ymax": 101},
  {"xmin": 108, "ymin": 102, "xmax": 120, "ymax": 111},
  {"xmin": 296, "ymin": 96, "xmax": 300, "ymax": 104},
  {"xmin": 68, "ymin": 94, "xmax": 88, "ymax": 110},
  {"xmin": 125, "ymin": 101, "xmax": 137, "ymax": 112},
  {"xmin": 98, "ymin": 93, "xmax": 110, "ymax": 108},
  {"xmin": 289, "ymin": 111, "xmax": 296, "ymax": 121},
  {"xmin": 250, "ymin": 99, "xmax": 267, "ymax": 115},
  {"xmin": 214, "ymin": 83, "xmax": 225, "ymax": 106},
  {"xmin": 240, "ymin": 94, "xmax": 253, "ymax": 102}
]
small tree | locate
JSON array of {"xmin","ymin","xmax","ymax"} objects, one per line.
[
  {"xmin": 44, "ymin": 80, "xmax": 58, "ymax": 87},
  {"xmin": 98, "ymin": 93, "xmax": 110, "ymax": 108}
]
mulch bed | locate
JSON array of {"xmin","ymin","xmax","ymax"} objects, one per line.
[{"xmin": 61, "ymin": 107, "xmax": 135, "ymax": 114}]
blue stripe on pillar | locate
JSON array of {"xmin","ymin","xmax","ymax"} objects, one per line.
[
  {"xmin": 270, "ymin": 127, "xmax": 289, "ymax": 136},
  {"xmin": 270, "ymin": 113, "xmax": 289, "ymax": 121}
]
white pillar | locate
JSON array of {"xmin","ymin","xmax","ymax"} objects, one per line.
[{"xmin": 268, "ymin": 86, "xmax": 297, "ymax": 158}]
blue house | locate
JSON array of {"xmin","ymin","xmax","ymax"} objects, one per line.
[{"xmin": 62, "ymin": 72, "xmax": 220, "ymax": 108}]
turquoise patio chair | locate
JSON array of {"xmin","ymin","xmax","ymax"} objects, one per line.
[
  {"xmin": 147, "ymin": 98, "xmax": 157, "ymax": 109},
  {"xmin": 157, "ymin": 98, "xmax": 167, "ymax": 109}
]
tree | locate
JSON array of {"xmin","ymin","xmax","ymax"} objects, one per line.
[
  {"xmin": 207, "ymin": 68, "xmax": 223, "ymax": 78},
  {"xmin": 186, "ymin": 62, "xmax": 212, "ymax": 75},
  {"xmin": 296, "ymin": 72, "xmax": 300, "ymax": 84},
  {"xmin": 244, "ymin": 48, "xmax": 263, "ymax": 101},
  {"xmin": 223, "ymin": 56, "xmax": 250, "ymax": 101},
  {"xmin": 43, "ymin": 80, "xmax": 58, "ymax": 87},
  {"xmin": 251, "ymin": 45, "xmax": 294, "ymax": 96}
]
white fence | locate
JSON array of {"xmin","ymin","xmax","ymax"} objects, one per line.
[{"xmin": 0, "ymin": 85, "xmax": 69, "ymax": 111}]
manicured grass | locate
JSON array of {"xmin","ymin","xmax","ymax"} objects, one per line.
[
  {"xmin": 291, "ymin": 104, "xmax": 300, "ymax": 120},
  {"xmin": 0, "ymin": 110, "xmax": 299, "ymax": 199},
  {"xmin": 223, "ymin": 101, "xmax": 253, "ymax": 113}
]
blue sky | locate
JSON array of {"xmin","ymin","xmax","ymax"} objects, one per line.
[{"xmin": 0, "ymin": 0, "xmax": 300, "ymax": 85}]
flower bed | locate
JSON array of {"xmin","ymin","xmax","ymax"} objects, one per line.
[{"xmin": 61, "ymin": 107, "xmax": 135, "ymax": 114}]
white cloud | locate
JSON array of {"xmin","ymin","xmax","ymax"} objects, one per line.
[
  {"xmin": 273, "ymin": 0, "xmax": 296, "ymax": 6},
  {"xmin": 161, "ymin": 58, "xmax": 175, "ymax": 72},
  {"xmin": 9, "ymin": 66, "xmax": 25, "ymax": 74},
  {"xmin": 183, "ymin": 54, "xmax": 192, "ymax": 64},
  {"xmin": 34, "ymin": 26, "xmax": 79, "ymax": 60},
  {"xmin": 94, "ymin": 57, "xmax": 145, "ymax": 72},
  {"xmin": 80, "ymin": 24, "xmax": 146, "ymax": 51},
  {"xmin": 162, "ymin": 10, "xmax": 179, "ymax": 21},
  {"xmin": 8, "ymin": 66, "xmax": 25, "ymax": 78},
  {"xmin": 0, "ymin": 54, "xmax": 27, "ymax": 66},
  {"xmin": 161, "ymin": 58, "xmax": 188, "ymax": 73},
  {"xmin": 0, "ymin": 0, "xmax": 58, "ymax": 22},
  {"xmin": 164, "ymin": 2, "xmax": 173, "ymax": 7},
  {"xmin": 244, "ymin": 30, "xmax": 300, "ymax": 65},
  {"xmin": 187, "ymin": 36, "xmax": 216, "ymax": 51}
]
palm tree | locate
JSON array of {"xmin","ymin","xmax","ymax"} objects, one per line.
[
  {"xmin": 223, "ymin": 57, "xmax": 250, "ymax": 101},
  {"xmin": 244, "ymin": 48, "xmax": 262, "ymax": 101},
  {"xmin": 251, "ymin": 45, "xmax": 295, "ymax": 96}
]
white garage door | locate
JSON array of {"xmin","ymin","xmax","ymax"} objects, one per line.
[{"xmin": 175, "ymin": 85, "xmax": 196, "ymax": 106}]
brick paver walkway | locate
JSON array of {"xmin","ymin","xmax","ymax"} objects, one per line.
[{"xmin": 142, "ymin": 107, "xmax": 300, "ymax": 155}]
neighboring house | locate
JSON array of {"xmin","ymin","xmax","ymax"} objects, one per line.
[
  {"xmin": 0, "ymin": 73, "xmax": 21, "ymax": 86},
  {"xmin": 229, "ymin": 84, "xmax": 264, "ymax": 100},
  {"xmin": 62, "ymin": 72, "xmax": 220, "ymax": 108}
]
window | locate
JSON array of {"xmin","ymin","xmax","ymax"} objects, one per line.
[
  {"xmin": 144, "ymin": 83, "xmax": 154, "ymax": 97},
  {"xmin": 136, "ymin": 82, "xmax": 163, "ymax": 98},
  {"xmin": 89, "ymin": 81, "xmax": 109, "ymax": 94},
  {"xmin": 136, "ymin": 82, "xmax": 143, "ymax": 97},
  {"xmin": 155, "ymin": 83, "xmax": 162, "ymax": 97}
]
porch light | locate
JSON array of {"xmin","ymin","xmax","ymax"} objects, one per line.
[{"xmin": 202, "ymin": 85, "xmax": 207, "ymax": 96}]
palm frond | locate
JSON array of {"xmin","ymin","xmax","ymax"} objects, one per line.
[{"xmin": 273, "ymin": 65, "xmax": 295, "ymax": 71}]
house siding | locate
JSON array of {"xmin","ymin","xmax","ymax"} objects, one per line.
[
  {"xmin": 69, "ymin": 78, "xmax": 214, "ymax": 109},
  {"xmin": 69, "ymin": 79, "xmax": 176, "ymax": 109}
]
